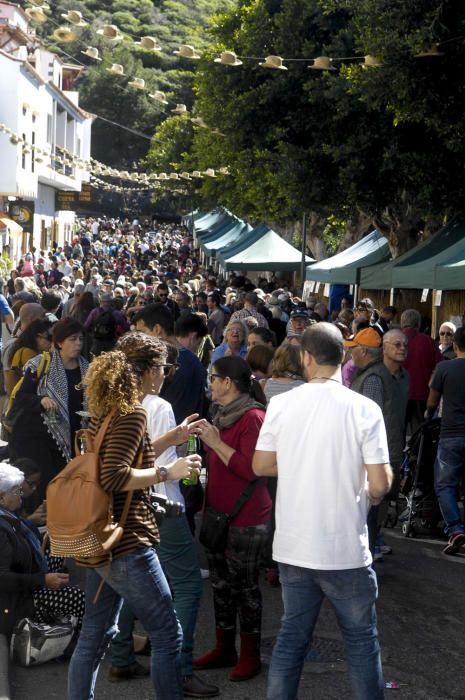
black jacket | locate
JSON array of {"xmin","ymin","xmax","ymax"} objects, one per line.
[{"xmin": 0, "ymin": 514, "xmax": 45, "ymax": 635}]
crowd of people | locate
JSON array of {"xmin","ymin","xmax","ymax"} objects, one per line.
[{"xmin": 0, "ymin": 215, "xmax": 464, "ymax": 699}]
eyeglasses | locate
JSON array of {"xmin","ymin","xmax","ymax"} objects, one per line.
[
  {"xmin": 209, "ymin": 373, "xmax": 224, "ymax": 382},
  {"xmin": 158, "ymin": 293, "xmax": 168, "ymax": 299},
  {"xmin": 153, "ymin": 363, "xmax": 179, "ymax": 377},
  {"xmin": 37, "ymin": 333, "xmax": 52, "ymax": 341},
  {"xmin": 440, "ymin": 331, "xmax": 453, "ymax": 336},
  {"xmin": 9, "ymin": 487, "xmax": 23, "ymax": 496}
]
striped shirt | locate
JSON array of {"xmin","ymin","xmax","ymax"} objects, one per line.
[{"xmin": 90, "ymin": 405, "xmax": 159, "ymax": 561}]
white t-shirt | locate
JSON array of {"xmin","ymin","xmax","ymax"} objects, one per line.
[
  {"xmin": 142, "ymin": 394, "xmax": 185, "ymax": 509},
  {"xmin": 255, "ymin": 381, "xmax": 389, "ymax": 570}
]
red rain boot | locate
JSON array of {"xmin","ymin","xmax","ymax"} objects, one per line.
[
  {"xmin": 194, "ymin": 627, "xmax": 238, "ymax": 670},
  {"xmin": 229, "ymin": 633, "xmax": 261, "ymax": 681}
]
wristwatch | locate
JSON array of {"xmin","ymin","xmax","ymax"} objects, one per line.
[{"xmin": 157, "ymin": 466, "xmax": 168, "ymax": 482}]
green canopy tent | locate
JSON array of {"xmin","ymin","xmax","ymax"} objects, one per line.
[
  {"xmin": 361, "ymin": 219, "xmax": 465, "ymax": 289},
  {"xmin": 434, "ymin": 246, "xmax": 465, "ymax": 290},
  {"xmin": 222, "ymin": 228, "xmax": 314, "ymax": 272},
  {"xmin": 200, "ymin": 222, "xmax": 253, "ymax": 259},
  {"xmin": 306, "ymin": 230, "xmax": 390, "ymax": 284},
  {"xmin": 195, "ymin": 214, "xmax": 240, "ymax": 242},
  {"xmin": 182, "ymin": 210, "xmax": 205, "ymax": 232},
  {"xmin": 217, "ymin": 223, "xmax": 270, "ymax": 267}
]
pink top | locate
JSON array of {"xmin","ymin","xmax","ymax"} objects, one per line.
[{"xmin": 205, "ymin": 408, "xmax": 272, "ymax": 527}]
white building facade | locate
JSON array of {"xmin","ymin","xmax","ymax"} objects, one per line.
[{"xmin": 0, "ymin": 1, "xmax": 93, "ymax": 261}]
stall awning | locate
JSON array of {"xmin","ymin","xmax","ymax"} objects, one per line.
[
  {"xmin": 360, "ymin": 219, "xmax": 465, "ymax": 290},
  {"xmin": 223, "ymin": 228, "xmax": 314, "ymax": 271},
  {"xmin": 196, "ymin": 214, "xmax": 240, "ymax": 242},
  {"xmin": 217, "ymin": 223, "xmax": 270, "ymax": 265},
  {"xmin": 201, "ymin": 222, "xmax": 253, "ymax": 258},
  {"xmin": 433, "ymin": 247, "xmax": 465, "ymax": 290},
  {"xmin": 0, "ymin": 216, "xmax": 23, "ymax": 234},
  {"xmin": 194, "ymin": 208, "xmax": 233, "ymax": 234},
  {"xmin": 306, "ymin": 230, "xmax": 390, "ymax": 284}
]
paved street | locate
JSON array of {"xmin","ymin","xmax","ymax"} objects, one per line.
[{"xmin": 8, "ymin": 529, "xmax": 465, "ymax": 700}]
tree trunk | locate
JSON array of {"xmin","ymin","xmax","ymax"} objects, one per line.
[
  {"xmin": 372, "ymin": 194, "xmax": 424, "ymax": 257},
  {"xmin": 336, "ymin": 209, "xmax": 373, "ymax": 252}
]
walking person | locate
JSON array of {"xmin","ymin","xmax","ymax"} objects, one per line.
[
  {"xmin": 253, "ymin": 323, "xmax": 392, "ymax": 700},
  {"xmin": 67, "ymin": 350, "xmax": 202, "ymax": 700},
  {"xmin": 426, "ymin": 325, "xmax": 465, "ymax": 555}
]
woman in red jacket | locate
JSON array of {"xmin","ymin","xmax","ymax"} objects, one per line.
[{"xmin": 194, "ymin": 356, "xmax": 271, "ymax": 682}]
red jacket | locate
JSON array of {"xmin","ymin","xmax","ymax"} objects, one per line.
[
  {"xmin": 205, "ymin": 408, "xmax": 271, "ymax": 527},
  {"xmin": 402, "ymin": 328, "xmax": 443, "ymax": 400}
]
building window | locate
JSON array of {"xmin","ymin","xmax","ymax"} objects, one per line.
[
  {"xmin": 22, "ymin": 133, "xmax": 26, "ymax": 169},
  {"xmin": 47, "ymin": 114, "xmax": 53, "ymax": 143},
  {"xmin": 31, "ymin": 132, "xmax": 35, "ymax": 173},
  {"xmin": 32, "ymin": 114, "xmax": 36, "ymax": 124},
  {"xmin": 22, "ymin": 106, "xmax": 27, "ymax": 117}
]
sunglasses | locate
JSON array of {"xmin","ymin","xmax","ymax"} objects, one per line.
[
  {"xmin": 154, "ymin": 363, "xmax": 179, "ymax": 377},
  {"xmin": 440, "ymin": 331, "xmax": 453, "ymax": 336}
]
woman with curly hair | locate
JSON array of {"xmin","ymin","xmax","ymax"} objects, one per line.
[{"xmin": 68, "ymin": 348, "xmax": 202, "ymax": 700}]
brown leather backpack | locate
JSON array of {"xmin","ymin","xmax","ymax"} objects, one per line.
[{"xmin": 46, "ymin": 412, "xmax": 135, "ymax": 565}]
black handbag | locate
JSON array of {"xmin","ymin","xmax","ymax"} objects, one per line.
[{"xmin": 199, "ymin": 480, "xmax": 258, "ymax": 553}]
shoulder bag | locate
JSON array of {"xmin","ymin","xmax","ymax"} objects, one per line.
[{"xmin": 199, "ymin": 480, "xmax": 258, "ymax": 553}]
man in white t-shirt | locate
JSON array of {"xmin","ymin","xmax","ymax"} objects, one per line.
[{"xmin": 253, "ymin": 323, "xmax": 392, "ymax": 700}]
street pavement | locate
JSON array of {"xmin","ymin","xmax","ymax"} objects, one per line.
[{"xmin": 8, "ymin": 528, "xmax": 465, "ymax": 699}]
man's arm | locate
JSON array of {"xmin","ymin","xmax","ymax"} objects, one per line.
[
  {"xmin": 365, "ymin": 462, "xmax": 393, "ymax": 500},
  {"xmin": 252, "ymin": 450, "xmax": 277, "ymax": 477},
  {"xmin": 425, "ymin": 387, "xmax": 441, "ymax": 418}
]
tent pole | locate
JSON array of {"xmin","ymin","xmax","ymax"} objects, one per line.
[
  {"xmin": 301, "ymin": 212, "xmax": 307, "ymax": 294},
  {"xmin": 389, "ymin": 288, "xmax": 394, "ymax": 306}
]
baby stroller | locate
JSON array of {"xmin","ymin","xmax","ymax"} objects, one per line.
[{"xmin": 398, "ymin": 418, "xmax": 442, "ymax": 537}]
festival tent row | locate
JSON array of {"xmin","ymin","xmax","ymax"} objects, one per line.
[
  {"xmin": 185, "ymin": 208, "xmax": 310, "ymax": 273},
  {"xmin": 360, "ymin": 218, "xmax": 465, "ymax": 290},
  {"xmin": 305, "ymin": 230, "xmax": 390, "ymax": 285}
]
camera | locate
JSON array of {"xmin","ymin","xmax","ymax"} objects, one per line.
[{"xmin": 144, "ymin": 493, "xmax": 183, "ymax": 526}]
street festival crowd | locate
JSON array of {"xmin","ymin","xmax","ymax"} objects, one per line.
[{"xmin": 0, "ymin": 216, "xmax": 464, "ymax": 699}]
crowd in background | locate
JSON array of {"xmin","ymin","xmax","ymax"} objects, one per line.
[{"xmin": 0, "ymin": 215, "xmax": 464, "ymax": 698}]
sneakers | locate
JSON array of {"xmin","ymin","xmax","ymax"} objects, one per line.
[
  {"xmin": 108, "ymin": 661, "xmax": 150, "ymax": 682},
  {"xmin": 443, "ymin": 531, "xmax": 465, "ymax": 555},
  {"xmin": 373, "ymin": 546, "xmax": 384, "ymax": 562},
  {"xmin": 183, "ymin": 673, "xmax": 219, "ymax": 698}
]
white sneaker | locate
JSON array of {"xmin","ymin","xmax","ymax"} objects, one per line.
[{"xmin": 200, "ymin": 568, "xmax": 210, "ymax": 580}]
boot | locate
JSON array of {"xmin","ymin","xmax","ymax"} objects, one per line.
[
  {"xmin": 229, "ymin": 633, "xmax": 261, "ymax": 681},
  {"xmin": 193, "ymin": 627, "xmax": 237, "ymax": 670}
]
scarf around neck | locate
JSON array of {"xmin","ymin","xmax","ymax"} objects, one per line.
[
  {"xmin": 213, "ymin": 394, "xmax": 264, "ymax": 431},
  {"xmin": 26, "ymin": 350, "xmax": 88, "ymax": 462}
]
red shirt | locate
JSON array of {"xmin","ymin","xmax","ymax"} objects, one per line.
[
  {"xmin": 402, "ymin": 328, "xmax": 443, "ymax": 400},
  {"xmin": 205, "ymin": 408, "xmax": 272, "ymax": 527}
]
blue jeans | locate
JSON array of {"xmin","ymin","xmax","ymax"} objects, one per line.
[
  {"xmin": 267, "ymin": 564, "xmax": 383, "ymax": 700},
  {"xmin": 110, "ymin": 515, "xmax": 202, "ymax": 675},
  {"xmin": 68, "ymin": 546, "xmax": 183, "ymax": 700},
  {"xmin": 434, "ymin": 437, "xmax": 465, "ymax": 536}
]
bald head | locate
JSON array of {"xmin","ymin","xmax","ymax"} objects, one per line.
[
  {"xmin": 19, "ymin": 303, "xmax": 45, "ymax": 330},
  {"xmin": 301, "ymin": 322, "xmax": 344, "ymax": 367}
]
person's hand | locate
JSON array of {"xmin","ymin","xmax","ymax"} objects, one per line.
[
  {"xmin": 197, "ymin": 423, "xmax": 221, "ymax": 449},
  {"xmin": 28, "ymin": 502, "xmax": 46, "ymax": 526},
  {"xmin": 169, "ymin": 414, "xmax": 201, "ymax": 446},
  {"xmin": 41, "ymin": 397, "xmax": 57, "ymax": 411},
  {"xmin": 167, "ymin": 453, "xmax": 202, "ymax": 481},
  {"xmin": 45, "ymin": 573, "xmax": 69, "ymax": 590}
]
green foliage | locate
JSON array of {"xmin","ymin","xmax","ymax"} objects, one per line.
[{"xmin": 35, "ymin": 0, "xmax": 234, "ymax": 172}]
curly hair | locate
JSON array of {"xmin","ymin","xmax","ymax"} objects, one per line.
[
  {"xmin": 83, "ymin": 351, "xmax": 139, "ymax": 417},
  {"xmin": 116, "ymin": 331, "xmax": 167, "ymax": 380}
]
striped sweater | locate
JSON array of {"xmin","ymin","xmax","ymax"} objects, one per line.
[{"xmin": 90, "ymin": 405, "xmax": 159, "ymax": 561}]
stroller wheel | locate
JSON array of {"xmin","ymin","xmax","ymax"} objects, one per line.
[{"xmin": 402, "ymin": 522, "xmax": 416, "ymax": 538}]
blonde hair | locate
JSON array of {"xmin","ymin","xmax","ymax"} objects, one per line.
[{"xmin": 84, "ymin": 351, "xmax": 139, "ymax": 417}]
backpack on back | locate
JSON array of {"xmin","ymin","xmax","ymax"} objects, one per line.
[
  {"xmin": 92, "ymin": 308, "xmax": 116, "ymax": 342},
  {"xmin": 46, "ymin": 412, "xmax": 134, "ymax": 566}
]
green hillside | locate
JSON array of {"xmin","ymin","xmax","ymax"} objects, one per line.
[{"xmin": 34, "ymin": 0, "xmax": 233, "ymax": 169}]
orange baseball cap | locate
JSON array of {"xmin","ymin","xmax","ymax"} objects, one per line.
[{"xmin": 344, "ymin": 327, "xmax": 382, "ymax": 348}]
